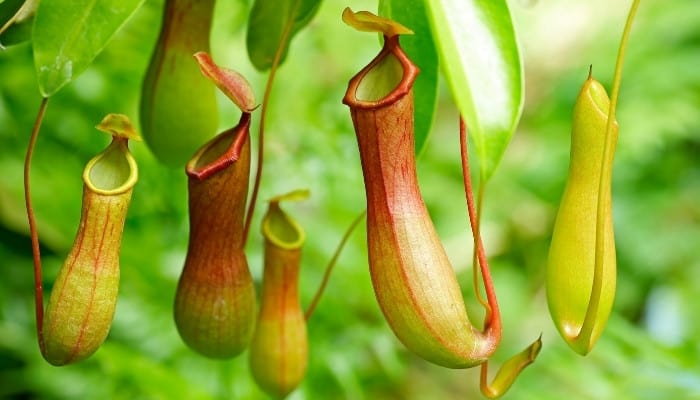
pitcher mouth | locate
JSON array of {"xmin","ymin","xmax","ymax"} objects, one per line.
[
  {"xmin": 186, "ymin": 112, "xmax": 251, "ymax": 180},
  {"xmin": 343, "ymin": 35, "xmax": 419, "ymax": 110},
  {"xmin": 84, "ymin": 138, "xmax": 138, "ymax": 196},
  {"xmin": 262, "ymin": 203, "xmax": 305, "ymax": 251}
]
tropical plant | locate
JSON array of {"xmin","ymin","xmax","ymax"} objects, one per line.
[{"xmin": 1, "ymin": 0, "xmax": 699, "ymax": 399}]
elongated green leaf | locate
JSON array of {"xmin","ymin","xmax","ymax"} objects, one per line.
[
  {"xmin": 378, "ymin": 0, "xmax": 438, "ymax": 156},
  {"xmin": 246, "ymin": 0, "xmax": 321, "ymax": 71},
  {"xmin": 32, "ymin": 0, "xmax": 144, "ymax": 97},
  {"xmin": 423, "ymin": 0, "xmax": 522, "ymax": 180}
]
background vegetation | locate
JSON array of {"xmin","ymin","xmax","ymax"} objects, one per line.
[{"xmin": 1, "ymin": 0, "xmax": 699, "ymax": 398}]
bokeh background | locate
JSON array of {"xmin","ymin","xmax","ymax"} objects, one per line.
[{"xmin": 1, "ymin": 0, "xmax": 699, "ymax": 398}]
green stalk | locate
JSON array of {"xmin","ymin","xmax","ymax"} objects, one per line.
[{"xmin": 304, "ymin": 210, "xmax": 366, "ymax": 321}]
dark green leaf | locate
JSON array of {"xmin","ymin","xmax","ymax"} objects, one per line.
[
  {"xmin": 246, "ymin": 0, "xmax": 321, "ymax": 71},
  {"xmin": 0, "ymin": 0, "xmax": 25, "ymax": 25},
  {"xmin": 423, "ymin": 0, "xmax": 523, "ymax": 180},
  {"xmin": 0, "ymin": 0, "xmax": 34, "ymax": 47},
  {"xmin": 378, "ymin": 0, "xmax": 438, "ymax": 156},
  {"xmin": 32, "ymin": 0, "xmax": 144, "ymax": 97},
  {"xmin": 0, "ymin": 15, "xmax": 31, "ymax": 47}
]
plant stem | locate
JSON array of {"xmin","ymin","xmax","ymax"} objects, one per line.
[
  {"xmin": 304, "ymin": 210, "xmax": 366, "ymax": 321},
  {"xmin": 471, "ymin": 181, "xmax": 489, "ymax": 311},
  {"xmin": 456, "ymin": 116, "xmax": 489, "ymax": 312},
  {"xmin": 242, "ymin": 2, "xmax": 303, "ymax": 245},
  {"xmin": 242, "ymin": 71, "xmax": 271, "ymax": 245},
  {"xmin": 579, "ymin": 0, "xmax": 640, "ymax": 344},
  {"xmin": 459, "ymin": 117, "xmax": 500, "ymax": 331},
  {"xmin": 24, "ymin": 96, "xmax": 49, "ymax": 354}
]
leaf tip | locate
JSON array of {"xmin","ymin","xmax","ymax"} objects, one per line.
[{"xmin": 480, "ymin": 334, "xmax": 543, "ymax": 399}]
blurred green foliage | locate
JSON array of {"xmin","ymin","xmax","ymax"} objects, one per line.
[{"xmin": 1, "ymin": 0, "xmax": 699, "ymax": 399}]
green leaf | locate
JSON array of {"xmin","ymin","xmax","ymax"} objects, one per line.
[
  {"xmin": 0, "ymin": 0, "xmax": 34, "ymax": 47},
  {"xmin": 379, "ymin": 0, "xmax": 438, "ymax": 156},
  {"xmin": 423, "ymin": 0, "xmax": 523, "ymax": 180},
  {"xmin": 246, "ymin": 0, "xmax": 321, "ymax": 71},
  {"xmin": 32, "ymin": 0, "xmax": 144, "ymax": 97},
  {"xmin": 0, "ymin": 0, "xmax": 25, "ymax": 26},
  {"xmin": 0, "ymin": 15, "xmax": 32, "ymax": 47}
]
